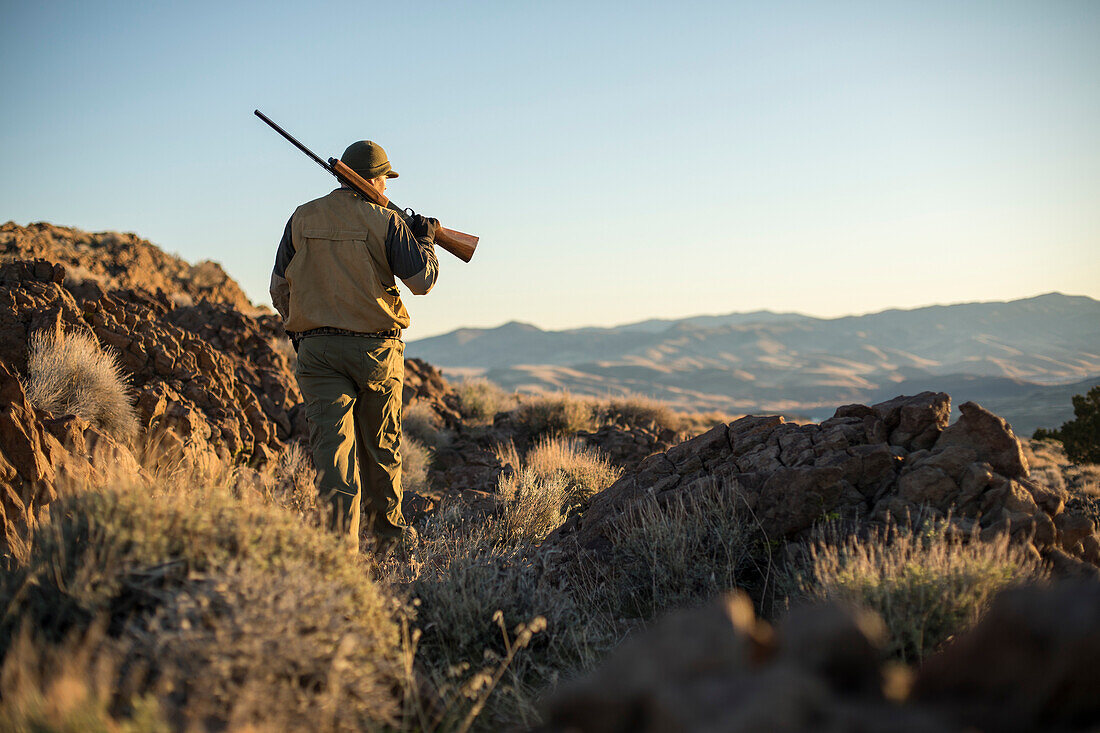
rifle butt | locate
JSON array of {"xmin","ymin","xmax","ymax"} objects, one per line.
[{"xmin": 435, "ymin": 228, "xmax": 478, "ymax": 263}]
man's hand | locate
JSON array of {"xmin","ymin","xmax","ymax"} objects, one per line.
[{"xmin": 409, "ymin": 214, "xmax": 440, "ymax": 241}]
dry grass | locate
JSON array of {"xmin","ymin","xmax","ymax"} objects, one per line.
[
  {"xmin": 24, "ymin": 329, "xmax": 139, "ymax": 440},
  {"xmin": 1026, "ymin": 438, "xmax": 1100, "ymax": 496},
  {"xmin": 599, "ymin": 393, "xmax": 682, "ymax": 432},
  {"xmin": 789, "ymin": 520, "xmax": 1048, "ymax": 663},
  {"xmin": 455, "ymin": 379, "xmax": 511, "ymax": 424},
  {"xmin": 595, "ymin": 481, "xmax": 770, "ymax": 619},
  {"xmin": 0, "ymin": 440, "xmax": 573, "ymax": 732},
  {"xmin": 497, "ymin": 469, "xmax": 568, "ymax": 547},
  {"xmin": 0, "ymin": 622, "xmax": 168, "ymax": 732},
  {"xmin": 0, "ymin": 456, "xmax": 407, "ymax": 730},
  {"xmin": 491, "ymin": 437, "xmax": 621, "ymax": 544},
  {"xmin": 515, "ymin": 392, "xmax": 597, "ymax": 438},
  {"xmin": 120, "ymin": 562, "xmax": 402, "ymax": 731},
  {"xmin": 404, "ymin": 400, "xmax": 446, "ymax": 447},
  {"xmin": 396, "ymin": 504, "xmax": 621, "ymax": 729},
  {"xmin": 252, "ymin": 440, "xmax": 319, "ymax": 518},
  {"xmin": 522, "ymin": 436, "xmax": 621, "ymax": 509},
  {"xmin": 403, "ymin": 436, "xmax": 432, "ymax": 494}
]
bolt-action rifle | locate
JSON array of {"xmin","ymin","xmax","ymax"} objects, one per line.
[{"xmin": 254, "ymin": 109, "xmax": 478, "ymax": 262}]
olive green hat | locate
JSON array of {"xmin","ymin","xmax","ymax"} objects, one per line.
[{"xmin": 341, "ymin": 140, "xmax": 399, "ymax": 179}]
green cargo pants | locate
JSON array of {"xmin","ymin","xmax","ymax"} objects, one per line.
[{"xmin": 294, "ymin": 334, "xmax": 406, "ymax": 553}]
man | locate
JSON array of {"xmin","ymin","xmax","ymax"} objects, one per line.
[{"xmin": 269, "ymin": 139, "xmax": 438, "ymax": 553}]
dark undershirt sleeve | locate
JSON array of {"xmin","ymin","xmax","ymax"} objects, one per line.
[
  {"xmin": 385, "ymin": 215, "xmax": 438, "ymax": 294},
  {"xmin": 273, "ymin": 216, "xmax": 295, "ymax": 278}
]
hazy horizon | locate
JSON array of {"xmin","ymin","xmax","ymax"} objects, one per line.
[
  {"xmin": 3, "ymin": 1, "xmax": 1098, "ymax": 341},
  {"xmin": 407, "ymin": 289, "xmax": 1097, "ymax": 339}
]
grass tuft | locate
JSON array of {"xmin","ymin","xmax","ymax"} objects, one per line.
[
  {"xmin": 497, "ymin": 468, "xmax": 568, "ymax": 547},
  {"xmin": 515, "ymin": 392, "xmax": 597, "ymax": 438},
  {"xmin": 598, "ymin": 481, "xmax": 769, "ymax": 618},
  {"xmin": 522, "ymin": 436, "xmax": 621, "ymax": 510},
  {"xmin": 600, "ymin": 393, "xmax": 682, "ymax": 432},
  {"xmin": 455, "ymin": 379, "xmax": 511, "ymax": 424},
  {"xmin": 402, "ymin": 435, "xmax": 432, "ymax": 495},
  {"xmin": 25, "ymin": 329, "xmax": 139, "ymax": 440},
  {"xmin": 0, "ymin": 463, "xmax": 406, "ymax": 729},
  {"xmin": 789, "ymin": 520, "xmax": 1047, "ymax": 662},
  {"xmin": 403, "ymin": 400, "xmax": 446, "ymax": 447}
]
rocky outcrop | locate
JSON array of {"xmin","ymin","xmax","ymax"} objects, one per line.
[
  {"xmin": 548, "ymin": 392, "xmax": 1098, "ymax": 570},
  {"xmin": 540, "ymin": 582, "xmax": 1100, "ymax": 733},
  {"xmin": 1, "ymin": 221, "xmax": 253, "ymax": 312},
  {"xmin": 0, "ymin": 259, "xmax": 292, "ymax": 464},
  {"xmin": 0, "ymin": 361, "xmax": 137, "ymax": 567},
  {"xmin": 403, "ymin": 358, "xmax": 462, "ymax": 424}
]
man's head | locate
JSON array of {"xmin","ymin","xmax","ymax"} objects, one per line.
[{"xmin": 342, "ymin": 140, "xmax": 398, "ymax": 181}]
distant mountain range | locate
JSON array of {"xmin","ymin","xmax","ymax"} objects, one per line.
[{"xmin": 407, "ymin": 293, "xmax": 1100, "ymax": 436}]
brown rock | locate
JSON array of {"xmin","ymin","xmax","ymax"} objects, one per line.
[
  {"xmin": 933, "ymin": 401, "xmax": 1028, "ymax": 479},
  {"xmin": 872, "ymin": 392, "xmax": 951, "ymax": 450},
  {"xmin": 912, "ymin": 582, "xmax": 1100, "ymax": 732}
]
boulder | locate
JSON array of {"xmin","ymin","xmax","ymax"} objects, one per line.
[
  {"xmin": 912, "ymin": 581, "xmax": 1100, "ymax": 732},
  {"xmin": 541, "ymin": 593, "xmax": 950, "ymax": 733}
]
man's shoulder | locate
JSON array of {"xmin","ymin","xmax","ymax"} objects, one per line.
[{"xmin": 293, "ymin": 189, "xmax": 398, "ymax": 225}]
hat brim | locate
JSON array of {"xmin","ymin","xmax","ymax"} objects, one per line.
[{"xmin": 385, "ymin": 170, "xmax": 399, "ymax": 178}]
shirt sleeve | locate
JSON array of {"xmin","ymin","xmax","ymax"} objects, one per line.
[
  {"xmin": 385, "ymin": 215, "xmax": 439, "ymax": 295},
  {"xmin": 269, "ymin": 216, "xmax": 295, "ymax": 319}
]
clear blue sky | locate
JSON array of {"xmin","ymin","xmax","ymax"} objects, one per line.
[{"xmin": 3, "ymin": 1, "xmax": 1098, "ymax": 339}]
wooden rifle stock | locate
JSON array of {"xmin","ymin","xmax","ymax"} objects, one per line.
[{"xmin": 330, "ymin": 159, "xmax": 478, "ymax": 263}]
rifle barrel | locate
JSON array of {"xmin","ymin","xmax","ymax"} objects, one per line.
[{"xmin": 254, "ymin": 110, "xmax": 333, "ymax": 176}]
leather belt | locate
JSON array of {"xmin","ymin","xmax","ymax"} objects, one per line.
[{"xmin": 289, "ymin": 327, "xmax": 402, "ymax": 342}]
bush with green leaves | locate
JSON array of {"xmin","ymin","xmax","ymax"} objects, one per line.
[{"xmin": 1034, "ymin": 385, "xmax": 1100, "ymax": 464}]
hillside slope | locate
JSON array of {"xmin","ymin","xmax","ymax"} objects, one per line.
[{"xmin": 408, "ymin": 294, "xmax": 1100, "ymax": 432}]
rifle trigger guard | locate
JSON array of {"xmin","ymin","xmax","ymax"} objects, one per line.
[{"xmin": 403, "ymin": 206, "xmax": 416, "ymax": 218}]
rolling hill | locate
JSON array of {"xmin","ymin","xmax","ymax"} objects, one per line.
[{"xmin": 408, "ymin": 293, "xmax": 1100, "ymax": 435}]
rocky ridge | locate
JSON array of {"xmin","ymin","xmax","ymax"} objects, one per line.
[
  {"xmin": 1, "ymin": 222, "xmax": 253, "ymax": 312},
  {"xmin": 549, "ymin": 392, "xmax": 1100, "ymax": 573}
]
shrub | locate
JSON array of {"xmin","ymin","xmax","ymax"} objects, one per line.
[
  {"xmin": 515, "ymin": 392, "xmax": 597, "ymax": 437},
  {"xmin": 119, "ymin": 562, "xmax": 403, "ymax": 730},
  {"xmin": 254, "ymin": 440, "xmax": 318, "ymax": 518},
  {"xmin": 0, "ymin": 473, "xmax": 404, "ymax": 702},
  {"xmin": 24, "ymin": 329, "xmax": 139, "ymax": 440},
  {"xmin": 404, "ymin": 504, "xmax": 619, "ymax": 727},
  {"xmin": 497, "ymin": 468, "xmax": 568, "ymax": 547},
  {"xmin": 522, "ymin": 436, "xmax": 621, "ymax": 509},
  {"xmin": 600, "ymin": 393, "xmax": 681, "ymax": 432},
  {"xmin": 402, "ymin": 435, "xmax": 432, "ymax": 494},
  {"xmin": 789, "ymin": 521, "xmax": 1047, "ymax": 662},
  {"xmin": 597, "ymin": 481, "xmax": 768, "ymax": 619},
  {"xmin": 1059, "ymin": 386, "xmax": 1100, "ymax": 464},
  {"xmin": 456, "ymin": 379, "xmax": 510, "ymax": 424},
  {"xmin": 403, "ymin": 400, "xmax": 445, "ymax": 447}
]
